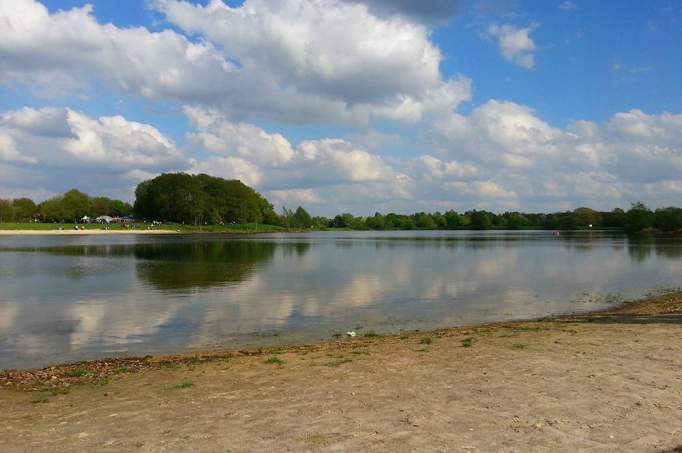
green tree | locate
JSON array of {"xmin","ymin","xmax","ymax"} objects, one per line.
[
  {"xmin": 0, "ymin": 199, "xmax": 14, "ymax": 222},
  {"xmin": 503, "ymin": 212, "xmax": 530, "ymax": 230},
  {"xmin": 134, "ymin": 173, "xmax": 275, "ymax": 225},
  {"xmin": 573, "ymin": 207, "xmax": 601, "ymax": 228},
  {"xmin": 444, "ymin": 210, "xmax": 462, "ymax": 229},
  {"xmin": 11, "ymin": 198, "xmax": 36, "ymax": 221},
  {"xmin": 61, "ymin": 189, "xmax": 93, "ymax": 221},
  {"xmin": 469, "ymin": 211, "xmax": 492, "ymax": 230},
  {"xmin": 291, "ymin": 206, "xmax": 313, "ymax": 228},
  {"xmin": 625, "ymin": 202, "xmax": 655, "ymax": 233},
  {"xmin": 654, "ymin": 207, "xmax": 682, "ymax": 232}
]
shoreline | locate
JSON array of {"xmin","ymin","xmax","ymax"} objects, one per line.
[
  {"xmin": 0, "ymin": 229, "xmax": 179, "ymax": 235},
  {"xmin": 2, "ymin": 291, "xmax": 680, "ymax": 389},
  {"xmin": 1, "ymin": 291, "xmax": 680, "ymax": 452}
]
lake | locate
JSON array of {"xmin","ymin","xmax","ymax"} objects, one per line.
[{"xmin": 1, "ymin": 230, "xmax": 681, "ymax": 370}]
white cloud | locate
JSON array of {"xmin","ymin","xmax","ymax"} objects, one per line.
[
  {"xmin": 435, "ymin": 100, "xmax": 561, "ymax": 168},
  {"xmin": 185, "ymin": 106, "xmax": 295, "ymax": 166},
  {"xmin": 486, "ymin": 24, "xmax": 537, "ymax": 69},
  {"xmin": 412, "ymin": 155, "xmax": 479, "ymax": 180},
  {"xmin": 430, "ymin": 102, "xmax": 682, "ymax": 211},
  {"xmin": 0, "ymin": 0, "xmax": 470, "ymax": 125},
  {"xmin": 0, "ymin": 106, "xmax": 186, "ymax": 199},
  {"xmin": 269, "ymin": 189, "xmax": 322, "ymax": 205},
  {"xmin": 559, "ymin": 1, "xmax": 578, "ymax": 12},
  {"xmin": 191, "ymin": 156, "xmax": 263, "ymax": 187}
]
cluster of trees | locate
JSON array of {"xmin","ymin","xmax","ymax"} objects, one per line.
[
  {"xmin": 133, "ymin": 173, "xmax": 278, "ymax": 225},
  {"xmin": 318, "ymin": 204, "xmax": 682, "ymax": 233},
  {"xmin": 0, "ymin": 190, "xmax": 132, "ymax": 223}
]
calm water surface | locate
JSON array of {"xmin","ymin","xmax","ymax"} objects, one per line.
[{"xmin": 1, "ymin": 230, "xmax": 681, "ymax": 369}]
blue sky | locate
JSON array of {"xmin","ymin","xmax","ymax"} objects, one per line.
[{"xmin": 1, "ymin": 0, "xmax": 681, "ymax": 214}]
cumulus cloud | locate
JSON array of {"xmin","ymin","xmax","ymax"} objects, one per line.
[
  {"xmin": 342, "ymin": 0, "xmax": 460, "ymax": 24},
  {"xmin": 0, "ymin": 0, "xmax": 470, "ymax": 124},
  {"xmin": 486, "ymin": 24, "xmax": 537, "ymax": 69},
  {"xmin": 184, "ymin": 107, "xmax": 399, "ymax": 186},
  {"xmin": 0, "ymin": 106, "xmax": 186, "ymax": 199},
  {"xmin": 184, "ymin": 106, "xmax": 294, "ymax": 166},
  {"xmin": 429, "ymin": 101, "xmax": 682, "ymax": 210},
  {"xmin": 150, "ymin": 0, "xmax": 471, "ymax": 122},
  {"xmin": 412, "ymin": 155, "xmax": 479, "ymax": 180}
]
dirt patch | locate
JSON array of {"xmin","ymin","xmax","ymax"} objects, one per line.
[{"xmin": 1, "ymin": 293, "xmax": 681, "ymax": 452}]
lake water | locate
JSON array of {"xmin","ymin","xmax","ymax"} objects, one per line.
[{"xmin": 1, "ymin": 230, "xmax": 681, "ymax": 370}]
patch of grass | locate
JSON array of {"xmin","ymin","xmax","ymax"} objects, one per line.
[
  {"xmin": 31, "ymin": 397, "xmax": 49, "ymax": 404},
  {"xmin": 364, "ymin": 331, "xmax": 380, "ymax": 338},
  {"xmin": 332, "ymin": 333, "xmax": 342, "ymax": 339},
  {"xmin": 420, "ymin": 336, "xmax": 433, "ymax": 345},
  {"xmin": 474, "ymin": 329, "xmax": 495, "ymax": 337},
  {"xmin": 95, "ymin": 377, "xmax": 110, "ymax": 386},
  {"xmin": 461, "ymin": 337, "xmax": 474, "ymax": 348},
  {"xmin": 114, "ymin": 366, "xmax": 131, "ymax": 374},
  {"xmin": 174, "ymin": 380, "xmax": 193, "ymax": 389},
  {"xmin": 512, "ymin": 343, "xmax": 527, "ymax": 349},
  {"xmin": 264, "ymin": 356, "xmax": 284, "ymax": 365},
  {"xmin": 350, "ymin": 349, "xmax": 369, "ymax": 355},
  {"xmin": 399, "ymin": 334, "xmax": 410, "ymax": 340},
  {"xmin": 65, "ymin": 367, "xmax": 88, "ymax": 378},
  {"xmin": 47, "ymin": 387, "xmax": 70, "ymax": 396},
  {"xmin": 324, "ymin": 358, "xmax": 352, "ymax": 367},
  {"xmin": 512, "ymin": 326, "xmax": 543, "ymax": 333}
]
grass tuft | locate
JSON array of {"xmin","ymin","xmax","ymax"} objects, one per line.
[
  {"xmin": 264, "ymin": 356, "xmax": 284, "ymax": 365},
  {"xmin": 461, "ymin": 337, "xmax": 474, "ymax": 348},
  {"xmin": 420, "ymin": 336, "xmax": 433, "ymax": 345},
  {"xmin": 324, "ymin": 358, "xmax": 353, "ymax": 367},
  {"xmin": 65, "ymin": 367, "xmax": 88, "ymax": 378},
  {"xmin": 175, "ymin": 380, "xmax": 193, "ymax": 389}
]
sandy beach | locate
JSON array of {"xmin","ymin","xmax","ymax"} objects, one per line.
[
  {"xmin": 0, "ymin": 229, "xmax": 179, "ymax": 236},
  {"xmin": 1, "ymin": 293, "xmax": 681, "ymax": 452}
]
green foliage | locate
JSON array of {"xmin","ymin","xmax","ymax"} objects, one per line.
[
  {"xmin": 264, "ymin": 356, "xmax": 284, "ymax": 365},
  {"xmin": 573, "ymin": 207, "xmax": 601, "ymax": 227},
  {"xmin": 625, "ymin": 202, "xmax": 655, "ymax": 233},
  {"xmin": 133, "ymin": 173, "xmax": 276, "ymax": 225},
  {"xmin": 469, "ymin": 210, "xmax": 492, "ymax": 230},
  {"xmin": 20, "ymin": 190, "xmax": 132, "ymax": 223},
  {"xmin": 281, "ymin": 206, "xmax": 313, "ymax": 228},
  {"xmin": 654, "ymin": 207, "xmax": 682, "ymax": 232},
  {"xmin": 0, "ymin": 199, "xmax": 14, "ymax": 222},
  {"xmin": 11, "ymin": 198, "xmax": 36, "ymax": 221}
]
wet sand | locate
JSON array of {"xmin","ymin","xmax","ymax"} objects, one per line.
[{"xmin": 1, "ymin": 293, "xmax": 681, "ymax": 452}]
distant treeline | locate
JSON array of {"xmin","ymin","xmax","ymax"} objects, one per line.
[
  {"xmin": 0, "ymin": 190, "xmax": 132, "ymax": 223},
  {"xmin": 2, "ymin": 173, "xmax": 681, "ymax": 234},
  {"xmin": 317, "ymin": 203, "xmax": 682, "ymax": 234}
]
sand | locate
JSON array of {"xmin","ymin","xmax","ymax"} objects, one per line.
[
  {"xmin": 1, "ymin": 293, "xmax": 681, "ymax": 452},
  {"xmin": 0, "ymin": 229, "xmax": 178, "ymax": 235}
]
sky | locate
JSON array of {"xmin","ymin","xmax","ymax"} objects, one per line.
[{"xmin": 1, "ymin": 0, "xmax": 681, "ymax": 215}]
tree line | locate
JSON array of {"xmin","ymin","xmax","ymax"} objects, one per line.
[
  {"xmin": 2, "ymin": 172, "xmax": 681, "ymax": 234},
  {"xmin": 319, "ymin": 204, "xmax": 682, "ymax": 233},
  {"xmin": 0, "ymin": 190, "xmax": 132, "ymax": 223}
]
